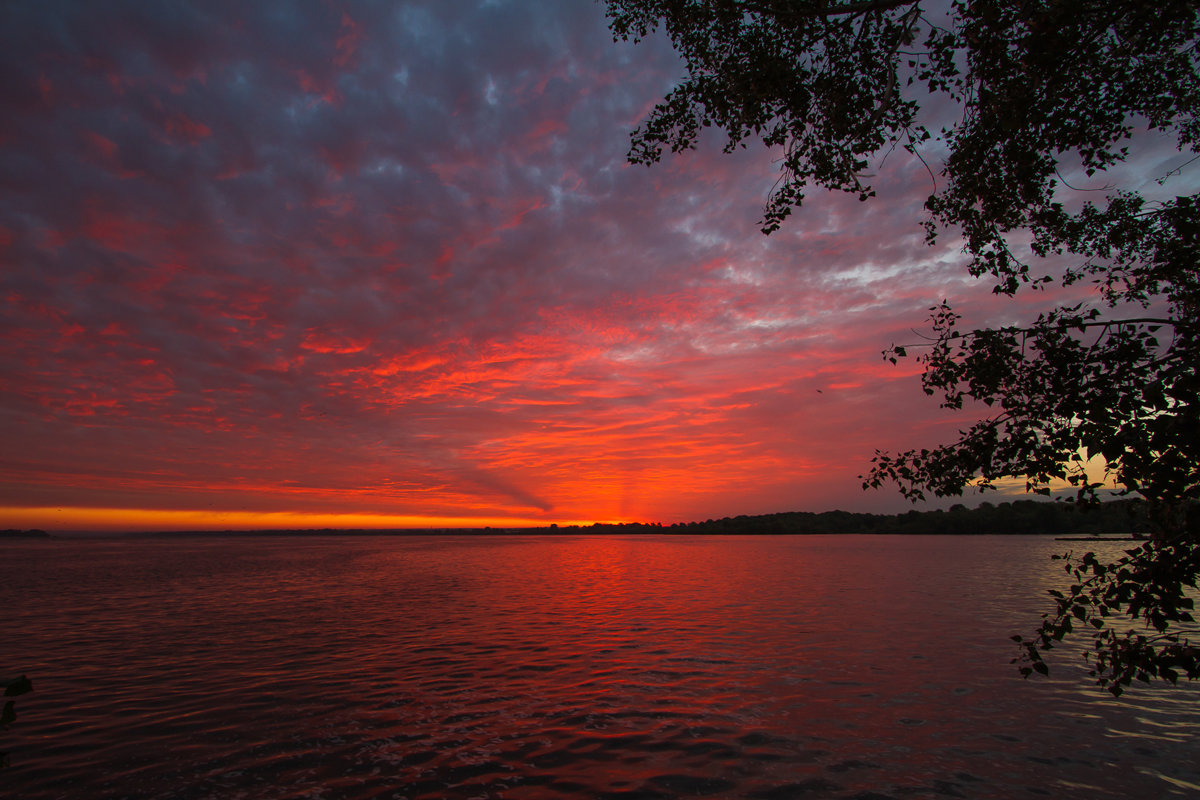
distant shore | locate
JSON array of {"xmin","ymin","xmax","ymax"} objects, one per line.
[
  {"xmin": 8, "ymin": 498, "xmax": 1163, "ymax": 539},
  {"xmin": 169, "ymin": 498, "xmax": 1158, "ymax": 537},
  {"xmin": 134, "ymin": 529, "xmax": 1145, "ymax": 540}
]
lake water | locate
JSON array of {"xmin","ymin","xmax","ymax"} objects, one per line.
[{"xmin": 3, "ymin": 534, "xmax": 1198, "ymax": 799}]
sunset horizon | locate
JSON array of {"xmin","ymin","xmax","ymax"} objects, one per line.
[
  {"xmin": 0, "ymin": 1, "xmax": 1157, "ymax": 533},
  {"xmin": 6, "ymin": 3, "xmax": 1198, "ymax": 797}
]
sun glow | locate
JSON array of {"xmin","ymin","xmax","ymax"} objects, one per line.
[{"xmin": 0, "ymin": 506, "xmax": 614, "ymax": 533}]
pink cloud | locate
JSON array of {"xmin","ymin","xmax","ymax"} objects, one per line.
[
  {"xmin": 163, "ymin": 112, "xmax": 211, "ymax": 144},
  {"xmin": 334, "ymin": 12, "xmax": 363, "ymax": 68},
  {"xmin": 301, "ymin": 329, "xmax": 371, "ymax": 354}
]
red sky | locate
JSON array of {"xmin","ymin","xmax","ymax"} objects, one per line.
[{"xmin": 0, "ymin": 1, "xmax": 1166, "ymax": 531}]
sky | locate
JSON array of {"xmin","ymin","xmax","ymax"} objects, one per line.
[{"xmin": 0, "ymin": 1, "xmax": 1150, "ymax": 531}]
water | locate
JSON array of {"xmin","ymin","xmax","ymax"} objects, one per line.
[{"xmin": 2, "ymin": 534, "xmax": 1198, "ymax": 799}]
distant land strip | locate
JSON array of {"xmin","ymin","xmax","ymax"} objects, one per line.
[{"xmin": 2, "ymin": 498, "xmax": 1172, "ymax": 538}]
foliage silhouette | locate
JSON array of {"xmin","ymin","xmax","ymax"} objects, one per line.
[
  {"xmin": 642, "ymin": 498, "xmax": 1155, "ymax": 536},
  {"xmin": 604, "ymin": 0, "xmax": 1199, "ymax": 693},
  {"xmin": 1, "ymin": 674, "xmax": 33, "ymax": 769}
]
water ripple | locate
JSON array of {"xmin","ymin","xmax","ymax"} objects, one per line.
[{"xmin": 3, "ymin": 534, "xmax": 1199, "ymax": 799}]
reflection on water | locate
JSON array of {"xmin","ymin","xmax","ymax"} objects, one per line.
[{"xmin": 3, "ymin": 534, "xmax": 1198, "ymax": 799}]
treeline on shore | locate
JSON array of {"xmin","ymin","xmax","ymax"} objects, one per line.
[
  {"xmin": 592, "ymin": 498, "xmax": 1157, "ymax": 536},
  {"xmin": 5, "ymin": 499, "xmax": 1169, "ymax": 538}
]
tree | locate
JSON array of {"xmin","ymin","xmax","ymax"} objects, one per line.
[{"xmin": 604, "ymin": 0, "xmax": 1199, "ymax": 694}]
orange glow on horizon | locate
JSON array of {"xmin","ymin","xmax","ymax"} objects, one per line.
[{"xmin": 0, "ymin": 506, "xmax": 624, "ymax": 533}]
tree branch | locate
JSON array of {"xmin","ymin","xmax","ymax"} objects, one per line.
[
  {"xmin": 734, "ymin": 0, "xmax": 920, "ymax": 21},
  {"xmin": 893, "ymin": 316, "xmax": 1182, "ymax": 350}
]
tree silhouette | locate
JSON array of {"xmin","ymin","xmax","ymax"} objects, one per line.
[{"xmin": 605, "ymin": 0, "xmax": 1198, "ymax": 693}]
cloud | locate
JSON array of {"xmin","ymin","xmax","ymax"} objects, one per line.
[{"xmin": 0, "ymin": 0, "xmax": 1067, "ymax": 528}]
